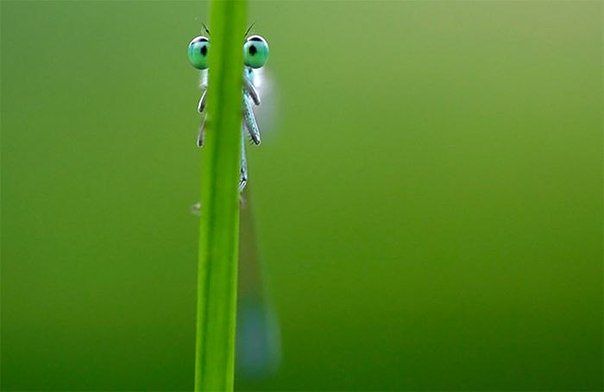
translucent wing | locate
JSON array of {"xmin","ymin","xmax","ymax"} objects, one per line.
[
  {"xmin": 249, "ymin": 68, "xmax": 278, "ymax": 139},
  {"xmin": 237, "ymin": 186, "xmax": 281, "ymax": 379}
]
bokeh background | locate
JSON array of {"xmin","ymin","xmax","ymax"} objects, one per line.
[{"xmin": 1, "ymin": 1, "xmax": 602, "ymax": 390}]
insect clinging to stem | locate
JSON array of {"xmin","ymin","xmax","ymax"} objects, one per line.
[{"xmin": 187, "ymin": 25, "xmax": 270, "ymax": 192}]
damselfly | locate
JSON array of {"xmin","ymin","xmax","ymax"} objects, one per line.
[
  {"xmin": 187, "ymin": 29, "xmax": 269, "ymax": 191},
  {"xmin": 187, "ymin": 29, "xmax": 279, "ymax": 378}
]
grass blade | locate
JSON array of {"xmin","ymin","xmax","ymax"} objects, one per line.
[{"xmin": 194, "ymin": 1, "xmax": 246, "ymax": 391}]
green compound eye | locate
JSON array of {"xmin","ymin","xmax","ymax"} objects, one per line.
[
  {"xmin": 188, "ymin": 36, "xmax": 209, "ymax": 70},
  {"xmin": 243, "ymin": 35, "xmax": 269, "ymax": 69}
]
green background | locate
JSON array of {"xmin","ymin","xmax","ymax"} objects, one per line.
[{"xmin": 1, "ymin": 1, "xmax": 602, "ymax": 390}]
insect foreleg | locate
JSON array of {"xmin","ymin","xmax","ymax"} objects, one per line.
[
  {"xmin": 243, "ymin": 95, "xmax": 261, "ymax": 145},
  {"xmin": 243, "ymin": 77, "xmax": 261, "ymax": 106},
  {"xmin": 196, "ymin": 114, "xmax": 206, "ymax": 147},
  {"xmin": 239, "ymin": 129, "xmax": 248, "ymax": 192},
  {"xmin": 197, "ymin": 90, "xmax": 207, "ymax": 113}
]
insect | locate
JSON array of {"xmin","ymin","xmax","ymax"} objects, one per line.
[
  {"xmin": 187, "ymin": 28, "xmax": 279, "ymax": 378},
  {"xmin": 187, "ymin": 29, "xmax": 269, "ymax": 192}
]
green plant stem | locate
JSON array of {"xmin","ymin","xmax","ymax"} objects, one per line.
[{"xmin": 194, "ymin": 1, "xmax": 246, "ymax": 391}]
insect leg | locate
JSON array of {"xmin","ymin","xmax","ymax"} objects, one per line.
[
  {"xmin": 243, "ymin": 95, "xmax": 261, "ymax": 145},
  {"xmin": 197, "ymin": 90, "xmax": 207, "ymax": 113},
  {"xmin": 243, "ymin": 77, "xmax": 261, "ymax": 106},
  {"xmin": 196, "ymin": 113, "xmax": 206, "ymax": 147},
  {"xmin": 239, "ymin": 128, "xmax": 248, "ymax": 192}
]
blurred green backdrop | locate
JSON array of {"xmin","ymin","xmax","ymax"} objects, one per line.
[{"xmin": 1, "ymin": 1, "xmax": 602, "ymax": 390}]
